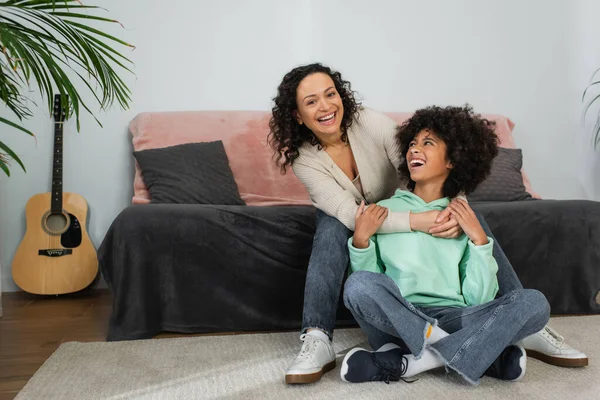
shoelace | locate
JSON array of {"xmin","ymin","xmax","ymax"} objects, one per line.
[
  {"xmin": 542, "ymin": 326, "xmax": 565, "ymax": 347},
  {"xmin": 297, "ymin": 334, "xmax": 318, "ymax": 360},
  {"xmin": 372, "ymin": 353, "xmax": 416, "ymax": 384}
]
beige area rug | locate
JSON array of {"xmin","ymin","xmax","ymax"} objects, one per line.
[{"xmin": 16, "ymin": 316, "xmax": 599, "ymax": 400}]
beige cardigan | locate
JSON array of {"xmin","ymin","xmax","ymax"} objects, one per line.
[{"xmin": 292, "ymin": 107, "xmax": 411, "ymax": 233}]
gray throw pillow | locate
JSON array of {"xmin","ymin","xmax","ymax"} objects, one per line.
[
  {"xmin": 134, "ymin": 141, "xmax": 246, "ymax": 205},
  {"xmin": 467, "ymin": 148, "xmax": 533, "ymax": 202}
]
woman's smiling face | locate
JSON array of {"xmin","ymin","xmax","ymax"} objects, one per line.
[{"xmin": 294, "ymin": 72, "xmax": 345, "ymax": 141}]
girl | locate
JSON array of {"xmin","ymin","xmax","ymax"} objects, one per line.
[{"xmin": 341, "ymin": 105, "xmax": 550, "ymax": 385}]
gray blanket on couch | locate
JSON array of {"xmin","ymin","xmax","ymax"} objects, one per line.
[{"xmin": 99, "ymin": 200, "xmax": 600, "ymax": 341}]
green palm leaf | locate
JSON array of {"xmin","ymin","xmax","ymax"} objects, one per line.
[
  {"xmin": 0, "ymin": 0, "xmax": 133, "ymax": 176},
  {"xmin": 583, "ymin": 81, "xmax": 600, "ymax": 150}
]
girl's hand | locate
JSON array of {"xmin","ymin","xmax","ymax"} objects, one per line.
[
  {"xmin": 353, "ymin": 201, "xmax": 388, "ymax": 248},
  {"xmin": 446, "ymin": 199, "xmax": 488, "ymax": 245}
]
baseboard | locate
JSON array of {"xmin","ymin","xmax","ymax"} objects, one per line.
[{"xmin": 2, "ymin": 276, "xmax": 19, "ymax": 292}]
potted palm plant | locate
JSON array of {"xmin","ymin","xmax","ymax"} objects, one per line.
[
  {"xmin": 0, "ymin": 0, "xmax": 132, "ymax": 307},
  {"xmin": 0, "ymin": 0, "xmax": 133, "ymax": 176},
  {"xmin": 583, "ymin": 69, "xmax": 600, "ymax": 149}
]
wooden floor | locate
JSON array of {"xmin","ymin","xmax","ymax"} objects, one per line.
[
  {"xmin": 0, "ymin": 289, "xmax": 282, "ymax": 399},
  {"xmin": 0, "ymin": 289, "xmax": 112, "ymax": 400}
]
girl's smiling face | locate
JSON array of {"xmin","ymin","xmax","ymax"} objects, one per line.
[{"xmin": 406, "ymin": 129, "xmax": 453, "ymax": 185}]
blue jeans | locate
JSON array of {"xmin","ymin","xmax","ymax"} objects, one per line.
[
  {"xmin": 343, "ymin": 271, "xmax": 550, "ymax": 384},
  {"xmin": 301, "ymin": 210, "xmax": 525, "ymax": 338},
  {"xmin": 301, "ymin": 210, "xmax": 352, "ymax": 338},
  {"xmin": 476, "ymin": 213, "xmax": 523, "ymax": 295}
]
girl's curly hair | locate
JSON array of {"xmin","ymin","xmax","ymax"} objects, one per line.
[
  {"xmin": 397, "ymin": 104, "xmax": 500, "ymax": 198},
  {"xmin": 268, "ymin": 63, "xmax": 360, "ymax": 173}
]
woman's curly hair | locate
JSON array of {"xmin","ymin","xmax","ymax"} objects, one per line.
[
  {"xmin": 268, "ymin": 63, "xmax": 360, "ymax": 173},
  {"xmin": 397, "ymin": 104, "xmax": 500, "ymax": 198}
]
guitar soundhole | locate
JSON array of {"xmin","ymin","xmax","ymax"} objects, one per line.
[{"xmin": 44, "ymin": 212, "xmax": 70, "ymax": 235}]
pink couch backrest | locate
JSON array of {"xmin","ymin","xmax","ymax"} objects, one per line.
[{"xmin": 129, "ymin": 110, "xmax": 539, "ymax": 206}]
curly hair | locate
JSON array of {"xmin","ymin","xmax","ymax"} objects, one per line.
[
  {"xmin": 396, "ymin": 104, "xmax": 499, "ymax": 198},
  {"xmin": 268, "ymin": 63, "xmax": 361, "ymax": 173}
]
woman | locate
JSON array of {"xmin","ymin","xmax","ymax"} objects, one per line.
[{"xmin": 267, "ymin": 63, "xmax": 587, "ymax": 384}]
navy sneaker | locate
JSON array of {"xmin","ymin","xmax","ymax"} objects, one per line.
[
  {"xmin": 484, "ymin": 344, "xmax": 527, "ymax": 382},
  {"xmin": 340, "ymin": 343, "xmax": 414, "ymax": 384}
]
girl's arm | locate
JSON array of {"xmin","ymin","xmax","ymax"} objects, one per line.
[
  {"xmin": 449, "ymin": 198, "xmax": 499, "ymax": 305},
  {"xmin": 348, "ymin": 236, "xmax": 385, "ymax": 274},
  {"xmin": 459, "ymin": 239, "xmax": 499, "ymax": 306}
]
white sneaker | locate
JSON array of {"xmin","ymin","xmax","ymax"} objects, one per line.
[
  {"xmin": 521, "ymin": 325, "xmax": 588, "ymax": 367},
  {"xmin": 285, "ymin": 333, "xmax": 337, "ymax": 384}
]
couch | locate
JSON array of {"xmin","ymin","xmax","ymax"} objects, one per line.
[{"xmin": 98, "ymin": 110, "xmax": 600, "ymax": 341}]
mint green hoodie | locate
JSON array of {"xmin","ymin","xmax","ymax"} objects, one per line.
[{"xmin": 348, "ymin": 190, "xmax": 499, "ymax": 308}]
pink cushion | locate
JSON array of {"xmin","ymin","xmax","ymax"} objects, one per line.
[
  {"xmin": 130, "ymin": 110, "xmax": 539, "ymax": 206},
  {"xmin": 130, "ymin": 111, "xmax": 312, "ymax": 206}
]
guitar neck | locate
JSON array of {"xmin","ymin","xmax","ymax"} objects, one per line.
[{"xmin": 51, "ymin": 121, "xmax": 63, "ymax": 214}]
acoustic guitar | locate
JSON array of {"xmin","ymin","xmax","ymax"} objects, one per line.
[{"xmin": 12, "ymin": 94, "xmax": 98, "ymax": 295}]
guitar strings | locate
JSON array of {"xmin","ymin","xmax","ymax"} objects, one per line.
[{"xmin": 51, "ymin": 118, "xmax": 64, "ymax": 251}]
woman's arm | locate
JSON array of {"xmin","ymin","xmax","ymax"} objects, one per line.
[
  {"xmin": 292, "ymin": 160, "xmax": 412, "ymax": 233},
  {"xmin": 372, "ymin": 108, "xmax": 403, "ymax": 171}
]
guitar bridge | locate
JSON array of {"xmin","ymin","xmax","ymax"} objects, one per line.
[{"xmin": 38, "ymin": 249, "xmax": 73, "ymax": 257}]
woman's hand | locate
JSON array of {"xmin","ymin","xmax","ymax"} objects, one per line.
[
  {"xmin": 408, "ymin": 209, "xmax": 461, "ymax": 238},
  {"xmin": 446, "ymin": 199, "xmax": 488, "ymax": 245},
  {"xmin": 353, "ymin": 201, "xmax": 388, "ymax": 248},
  {"xmin": 427, "ymin": 208, "xmax": 463, "ymax": 239},
  {"xmin": 410, "ymin": 210, "xmax": 441, "ymax": 233}
]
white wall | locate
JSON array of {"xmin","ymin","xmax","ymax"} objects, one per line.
[
  {"xmin": 0, "ymin": 0, "xmax": 596, "ymax": 291},
  {"xmin": 571, "ymin": 0, "xmax": 600, "ymax": 199}
]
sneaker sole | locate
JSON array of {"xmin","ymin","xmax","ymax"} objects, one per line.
[
  {"xmin": 526, "ymin": 350, "xmax": 589, "ymax": 367},
  {"xmin": 285, "ymin": 360, "xmax": 337, "ymax": 384},
  {"xmin": 340, "ymin": 347, "xmax": 365, "ymax": 383},
  {"xmin": 511, "ymin": 345, "xmax": 527, "ymax": 382}
]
